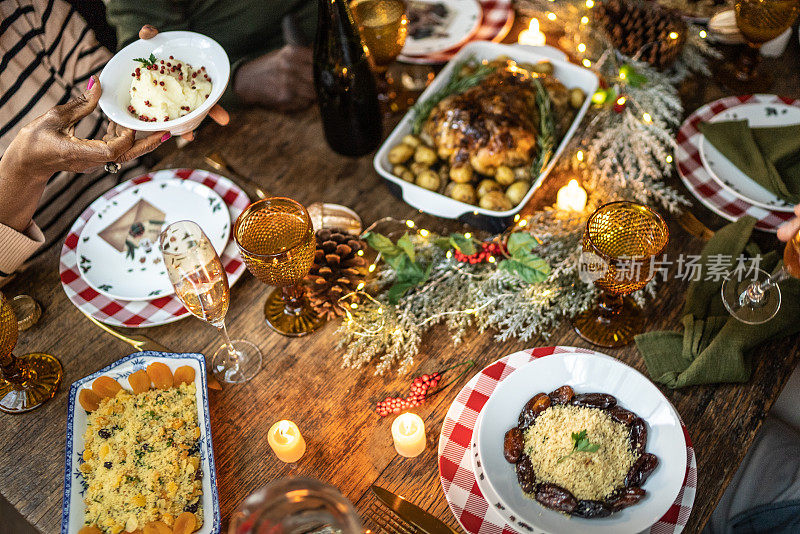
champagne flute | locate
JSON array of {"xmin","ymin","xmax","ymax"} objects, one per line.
[
  {"xmin": 0, "ymin": 292, "xmax": 62, "ymax": 413},
  {"xmin": 160, "ymin": 221, "xmax": 263, "ymax": 384},
  {"xmin": 234, "ymin": 197, "xmax": 324, "ymax": 337},
  {"xmin": 350, "ymin": 0, "xmax": 409, "ymax": 113},
  {"xmin": 730, "ymin": 0, "xmax": 800, "ymax": 89},
  {"xmin": 573, "ymin": 201, "xmax": 670, "ymax": 348},
  {"xmin": 721, "ymin": 230, "xmax": 800, "ymax": 324}
]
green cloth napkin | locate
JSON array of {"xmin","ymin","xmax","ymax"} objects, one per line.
[
  {"xmin": 700, "ymin": 120, "xmax": 800, "ymax": 204},
  {"xmin": 635, "ymin": 216, "xmax": 800, "ymax": 388}
]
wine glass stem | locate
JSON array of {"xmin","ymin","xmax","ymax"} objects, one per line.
[
  {"xmin": 741, "ymin": 268, "xmax": 791, "ymax": 305},
  {"xmin": 598, "ymin": 292, "xmax": 624, "ymax": 316},
  {"xmin": 0, "ymin": 352, "xmax": 23, "ymax": 381},
  {"xmin": 281, "ymin": 284, "xmax": 305, "ymax": 315},
  {"xmin": 218, "ymin": 320, "xmax": 239, "ymax": 361},
  {"xmin": 737, "ymin": 43, "xmax": 762, "ymax": 81}
]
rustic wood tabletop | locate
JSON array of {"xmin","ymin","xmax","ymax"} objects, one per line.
[{"xmin": 2, "ymin": 20, "xmax": 800, "ymax": 534}]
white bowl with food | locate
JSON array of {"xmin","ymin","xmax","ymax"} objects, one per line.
[
  {"xmin": 374, "ymin": 41, "xmax": 598, "ymax": 231},
  {"xmin": 474, "ymin": 351, "xmax": 686, "ymax": 534},
  {"xmin": 99, "ymin": 31, "xmax": 229, "ymax": 135}
]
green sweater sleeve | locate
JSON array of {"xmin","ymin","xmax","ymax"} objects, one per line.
[{"xmin": 105, "ymin": 0, "xmax": 191, "ymax": 49}]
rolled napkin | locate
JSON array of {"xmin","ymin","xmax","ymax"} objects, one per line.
[
  {"xmin": 700, "ymin": 120, "xmax": 800, "ymax": 204},
  {"xmin": 635, "ymin": 216, "xmax": 800, "ymax": 388}
]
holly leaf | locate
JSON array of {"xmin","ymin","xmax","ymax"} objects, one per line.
[
  {"xmin": 433, "ymin": 237, "xmax": 452, "ymax": 250},
  {"xmin": 499, "ymin": 254, "xmax": 550, "ymax": 284},
  {"xmin": 363, "ymin": 232, "xmax": 402, "ymax": 258},
  {"xmin": 386, "ymin": 257, "xmax": 432, "ymax": 304},
  {"xmin": 397, "ymin": 233, "xmax": 415, "ymax": 263},
  {"xmin": 506, "ymin": 232, "xmax": 539, "ymax": 256},
  {"xmin": 449, "ymin": 233, "xmax": 476, "ymax": 255}
]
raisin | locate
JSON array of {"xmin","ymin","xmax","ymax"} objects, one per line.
[
  {"xmin": 146, "ymin": 362, "xmax": 173, "ymax": 390},
  {"xmin": 535, "ymin": 483, "xmax": 577, "ymax": 514},
  {"xmin": 570, "ymin": 393, "xmax": 617, "ymax": 409},
  {"xmin": 173, "ymin": 365, "xmax": 195, "ymax": 386},
  {"xmin": 549, "ymin": 385, "xmax": 574, "ymax": 405},
  {"xmin": 574, "ymin": 500, "xmax": 612, "ymax": 518},
  {"xmin": 79, "ymin": 389, "xmax": 101, "ymax": 412},
  {"xmin": 128, "ymin": 369, "xmax": 151, "ymax": 394},
  {"xmin": 606, "ymin": 406, "xmax": 637, "ymax": 425},
  {"xmin": 606, "ymin": 487, "xmax": 646, "ymax": 512},
  {"xmin": 629, "ymin": 418, "xmax": 648, "ymax": 455},
  {"xmin": 518, "ymin": 393, "xmax": 551, "ymax": 429},
  {"xmin": 183, "ymin": 500, "xmax": 199, "ymax": 513},
  {"xmin": 625, "ymin": 453, "xmax": 659, "ymax": 487},
  {"xmin": 103, "ymin": 461, "xmax": 112, "ymax": 469},
  {"xmin": 92, "ymin": 376, "xmax": 122, "ymax": 399},
  {"xmin": 504, "ymin": 427, "xmax": 524, "ymax": 463},
  {"xmin": 516, "ymin": 454, "xmax": 537, "ymax": 494},
  {"xmin": 98, "ymin": 428, "xmax": 112, "ymax": 439}
]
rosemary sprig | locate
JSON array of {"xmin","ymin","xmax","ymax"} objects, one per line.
[
  {"xmin": 529, "ymin": 77, "xmax": 555, "ymax": 178},
  {"xmin": 410, "ymin": 57, "xmax": 495, "ymax": 135}
]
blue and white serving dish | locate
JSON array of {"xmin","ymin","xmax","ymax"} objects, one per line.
[{"xmin": 61, "ymin": 351, "xmax": 221, "ymax": 534}]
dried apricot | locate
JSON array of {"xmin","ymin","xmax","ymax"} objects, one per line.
[
  {"xmin": 78, "ymin": 526, "xmax": 103, "ymax": 534},
  {"xmin": 143, "ymin": 523, "xmax": 171, "ymax": 534},
  {"xmin": 173, "ymin": 366, "xmax": 195, "ymax": 386},
  {"xmin": 92, "ymin": 376, "xmax": 122, "ymax": 398},
  {"xmin": 79, "ymin": 389, "xmax": 101, "ymax": 412},
  {"xmin": 147, "ymin": 362, "xmax": 173, "ymax": 389},
  {"xmin": 128, "ymin": 369, "xmax": 151, "ymax": 394},
  {"xmin": 172, "ymin": 512, "xmax": 196, "ymax": 534}
]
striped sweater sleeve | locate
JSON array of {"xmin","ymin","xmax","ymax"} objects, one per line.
[{"xmin": 0, "ymin": 222, "xmax": 45, "ymax": 284}]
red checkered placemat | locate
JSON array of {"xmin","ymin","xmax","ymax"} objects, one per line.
[
  {"xmin": 398, "ymin": 0, "xmax": 514, "ymax": 65},
  {"xmin": 675, "ymin": 94, "xmax": 797, "ymax": 233},
  {"xmin": 438, "ymin": 346, "xmax": 697, "ymax": 534},
  {"xmin": 59, "ymin": 169, "xmax": 249, "ymax": 328}
]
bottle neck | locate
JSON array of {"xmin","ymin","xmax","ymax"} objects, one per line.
[{"xmin": 315, "ymin": 0, "xmax": 367, "ymax": 64}]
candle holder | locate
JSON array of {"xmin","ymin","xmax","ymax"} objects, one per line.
[{"xmin": 573, "ymin": 201, "xmax": 669, "ymax": 348}]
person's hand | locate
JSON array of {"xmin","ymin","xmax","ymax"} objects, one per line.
[
  {"xmin": 138, "ymin": 25, "xmax": 229, "ymax": 141},
  {"xmin": 777, "ymin": 204, "xmax": 800, "ymax": 242},
  {"xmin": 233, "ymin": 45, "xmax": 315, "ymax": 112}
]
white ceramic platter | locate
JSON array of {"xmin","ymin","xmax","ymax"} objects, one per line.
[
  {"xmin": 374, "ymin": 41, "xmax": 599, "ymax": 221},
  {"xmin": 61, "ymin": 351, "xmax": 220, "ymax": 534},
  {"xmin": 403, "ymin": 0, "xmax": 482, "ymax": 57},
  {"xmin": 474, "ymin": 351, "xmax": 686, "ymax": 534},
  {"xmin": 76, "ymin": 177, "xmax": 230, "ymax": 301},
  {"xmin": 699, "ymin": 100, "xmax": 798, "ymax": 212}
]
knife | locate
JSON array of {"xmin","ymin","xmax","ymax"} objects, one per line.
[
  {"xmin": 371, "ymin": 485, "xmax": 459, "ymax": 534},
  {"xmin": 83, "ymin": 313, "xmax": 223, "ymax": 390}
]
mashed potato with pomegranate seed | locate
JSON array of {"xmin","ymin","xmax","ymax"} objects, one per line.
[{"xmin": 128, "ymin": 56, "xmax": 212, "ymax": 122}]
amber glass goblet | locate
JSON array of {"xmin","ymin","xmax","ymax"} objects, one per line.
[
  {"xmin": 573, "ymin": 201, "xmax": 669, "ymax": 348},
  {"xmin": 234, "ymin": 197, "xmax": 324, "ymax": 337},
  {"xmin": 0, "ymin": 293, "xmax": 62, "ymax": 413}
]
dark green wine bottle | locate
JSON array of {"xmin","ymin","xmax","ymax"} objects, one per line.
[{"xmin": 314, "ymin": 0, "xmax": 383, "ymax": 157}]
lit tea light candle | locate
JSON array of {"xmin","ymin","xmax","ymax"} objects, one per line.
[
  {"xmin": 268, "ymin": 420, "xmax": 306, "ymax": 463},
  {"xmin": 556, "ymin": 179, "xmax": 588, "ymax": 212},
  {"xmin": 518, "ymin": 18, "xmax": 546, "ymax": 47},
  {"xmin": 391, "ymin": 413, "xmax": 426, "ymax": 458}
]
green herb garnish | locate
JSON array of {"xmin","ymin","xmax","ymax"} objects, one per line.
[
  {"xmin": 557, "ymin": 429, "xmax": 600, "ymax": 463},
  {"xmin": 133, "ymin": 53, "xmax": 157, "ymax": 68},
  {"xmin": 529, "ymin": 77, "xmax": 555, "ymax": 177}
]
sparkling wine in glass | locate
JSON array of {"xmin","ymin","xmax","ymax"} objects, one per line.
[
  {"xmin": 160, "ymin": 221, "xmax": 263, "ymax": 383},
  {"xmin": 234, "ymin": 197, "xmax": 324, "ymax": 337},
  {"xmin": 350, "ymin": 0, "xmax": 409, "ymax": 112},
  {"xmin": 721, "ymin": 230, "xmax": 800, "ymax": 324}
]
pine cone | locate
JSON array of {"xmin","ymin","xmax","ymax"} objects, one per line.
[
  {"xmin": 595, "ymin": 0, "xmax": 686, "ymax": 69},
  {"xmin": 306, "ymin": 229, "xmax": 368, "ymax": 320}
]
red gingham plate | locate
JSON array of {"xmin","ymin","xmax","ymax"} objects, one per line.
[
  {"xmin": 59, "ymin": 169, "xmax": 249, "ymax": 328},
  {"xmin": 675, "ymin": 94, "xmax": 797, "ymax": 233},
  {"xmin": 398, "ymin": 0, "xmax": 514, "ymax": 65},
  {"xmin": 438, "ymin": 346, "xmax": 697, "ymax": 534}
]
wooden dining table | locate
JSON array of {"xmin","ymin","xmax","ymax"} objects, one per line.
[{"xmin": 3, "ymin": 19, "xmax": 800, "ymax": 534}]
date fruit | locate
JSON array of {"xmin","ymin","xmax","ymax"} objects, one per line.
[
  {"xmin": 629, "ymin": 418, "xmax": 648, "ymax": 455},
  {"xmin": 504, "ymin": 427, "xmax": 524, "ymax": 463},
  {"xmin": 606, "ymin": 406, "xmax": 637, "ymax": 425},
  {"xmin": 535, "ymin": 483, "xmax": 577, "ymax": 514},
  {"xmin": 574, "ymin": 500, "xmax": 612, "ymax": 518},
  {"xmin": 549, "ymin": 385, "xmax": 575, "ymax": 405},
  {"xmin": 518, "ymin": 393, "xmax": 551, "ymax": 429},
  {"xmin": 516, "ymin": 454, "xmax": 537, "ymax": 493},
  {"xmin": 570, "ymin": 393, "xmax": 617, "ymax": 409},
  {"xmin": 625, "ymin": 453, "xmax": 658, "ymax": 487},
  {"xmin": 607, "ymin": 487, "xmax": 646, "ymax": 512}
]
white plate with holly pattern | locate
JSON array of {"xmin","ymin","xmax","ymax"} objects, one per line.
[{"xmin": 75, "ymin": 178, "xmax": 230, "ymax": 301}]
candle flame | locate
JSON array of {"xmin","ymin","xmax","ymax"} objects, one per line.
[
  {"xmin": 528, "ymin": 18, "xmax": 539, "ymax": 33},
  {"xmin": 276, "ymin": 420, "xmax": 295, "ymax": 443}
]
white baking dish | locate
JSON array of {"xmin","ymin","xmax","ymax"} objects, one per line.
[{"xmin": 374, "ymin": 41, "xmax": 598, "ymax": 231}]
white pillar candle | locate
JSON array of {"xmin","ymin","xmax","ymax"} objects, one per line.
[
  {"xmin": 391, "ymin": 413, "xmax": 426, "ymax": 458},
  {"xmin": 518, "ymin": 18, "xmax": 546, "ymax": 47},
  {"xmin": 268, "ymin": 420, "xmax": 306, "ymax": 463},
  {"xmin": 556, "ymin": 179, "xmax": 588, "ymax": 212}
]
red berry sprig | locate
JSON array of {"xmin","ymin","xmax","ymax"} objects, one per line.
[
  {"xmin": 375, "ymin": 361, "xmax": 476, "ymax": 417},
  {"xmin": 453, "ymin": 242, "xmax": 507, "ymax": 264}
]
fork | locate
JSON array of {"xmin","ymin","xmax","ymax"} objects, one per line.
[{"xmin": 365, "ymin": 502, "xmax": 419, "ymax": 534}]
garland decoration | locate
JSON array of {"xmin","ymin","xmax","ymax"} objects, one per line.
[{"xmin": 333, "ymin": 2, "xmax": 719, "ymax": 375}]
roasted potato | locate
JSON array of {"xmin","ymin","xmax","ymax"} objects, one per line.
[
  {"xmin": 449, "ymin": 164, "xmax": 474, "ymax": 183},
  {"xmin": 414, "ymin": 145, "xmax": 437, "ymax": 165},
  {"xmin": 447, "ymin": 183, "xmax": 477, "ymax": 204},
  {"xmin": 495, "ymin": 165, "xmax": 515, "ymax": 186},
  {"xmin": 479, "ymin": 191, "xmax": 513, "ymax": 211},
  {"xmin": 393, "ymin": 165, "xmax": 414, "ymax": 183},
  {"xmin": 531, "ymin": 60, "xmax": 554, "ymax": 75},
  {"xmin": 514, "ymin": 166, "xmax": 532, "ymax": 181},
  {"xmin": 416, "ymin": 170, "xmax": 441, "ymax": 191},
  {"xmin": 410, "ymin": 161, "xmax": 429, "ymax": 176},
  {"xmin": 506, "ymin": 181, "xmax": 530, "ymax": 205},
  {"xmin": 569, "ymin": 87, "xmax": 586, "ymax": 109},
  {"xmin": 477, "ymin": 179, "xmax": 502, "ymax": 198},
  {"xmin": 402, "ymin": 134, "xmax": 421, "ymax": 148},
  {"xmin": 388, "ymin": 143, "xmax": 414, "ymax": 164}
]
